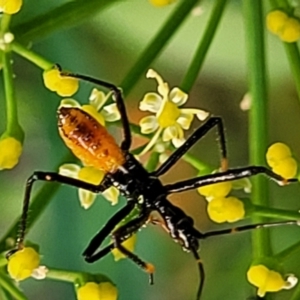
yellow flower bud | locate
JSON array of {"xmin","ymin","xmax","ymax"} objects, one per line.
[
  {"xmin": 266, "ymin": 142, "xmax": 292, "ymax": 168},
  {"xmin": 207, "ymin": 197, "xmax": 245, "ymax": 223},
  {"xmin": 0, "ymin": 0, "xmax": 22, "ymax": 14},
  {"xmin": 111, "ymin": 234, "xmax": 137, "ymax": 261},
  {"xmin": 149, "ymin": 0, "xmax": 176, "ymax": 7},
  {"xmin": 77, "ymin": 282, "xmax": 118, "ymax": 300},
  {"xmin": 198, "ymin": 181, "xmax": 232, "ymax": 199},
  {"xmin": 267, "ymin": 10, "xmax": 288, "ymax": 35},
  {"xmin": 279, "ymin": 18, "xmax": 300, "ymax": 43},
  {"xmin": 271, "ymin": 157, "xmax": 297, "ymax": 179},
  {"xmin": 0, "ymin": 137, "xmax": 22, "ymax": 170},
  {"xmin": 43, "ymin": 68, "xmax": 79, "ymax": 97},
  {"xmin": 7, "ymin": 247, "xmax": 40, "ymax": 281},
  {"xmin": 247, "ymin": 265, "xmax": 288, "ymax": 297}
]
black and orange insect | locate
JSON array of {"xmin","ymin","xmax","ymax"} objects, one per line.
[{"xmin": 7, "ymin": 67, "xmax": 299, "ymax": 299}]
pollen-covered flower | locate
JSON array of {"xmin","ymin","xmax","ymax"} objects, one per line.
[
  {"xmin": 247, "ymin": 264, "xmax": 297, "ymax": 297},
  {"xmin": 59, "ymin": 164, "xmax": 119, "ymax": 209},
  {"xmin": 139, "ymin": 69, "xmax": 209, "ymax": 154},
  {"xmin": 207, "ymin": 196, "xmax": 245, "ymax": 223},
  {"xmin": 0, "ymin": 136, "xmax": 22, "ymax": 170},
  {"xmin": 60, "ymin": 88, "xmax": 120, "ymax": 126},
  {"xmin": 266, "ymin": 142, "xmax": 298, "ymax": 179},
  {"xmin": 0, "ymin": 0, "xmax": 22, "ymax": 14},
  {"xmin": 149, "ymin": 0, "xmax": 176, "ymax": 7},
  {"xmin": 111, "ymin": 234, "xmax": 137, "ymax": 261},
  {"xmin": 7, "ymin": 247, "xmax": 40, "ymax": 281},
  {"xmin": 267, "ymin": 10, "xmax": 300, "ymax": 43},
  {"xmin": 43, "ymin": 67, "xmax": 79, "ymax": 97},
  {"xmin": 77, "ymin": 281, "xmax": 118, "ymax": 300}
]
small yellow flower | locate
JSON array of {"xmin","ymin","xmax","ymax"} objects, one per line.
[
  {"xmin": 266, "ymin": 10, "xmax": 300, "ymax": 43},
  {"xmin": 0, "ymin": 0, "xmax": 22, "ymax": 14},
  {"xmin": 59, "ymin": 164, "xmax": 120, "ymax": 209},
  {"xmin": 139, "ymin": 69, "xmax": 209, "ymax": 154},
  {"xmin": 43, "ymin": 68, "xmax": 79, "ymax": 97},
  {"xmin": 149, "ymin": 0, "xmax": 176, "ymax": 7},
  {"xmin": 247, "ymin": 264, "xmax": 297, "ymax": 297},
  {"xmin": 111, "ymin": 234, "xmax": 137, "ymax": 261},
  {"xmin": 7, "ymin": 247, "xmax": 40, "ymax": 281},
  {"xmin": 198, "ymin": 181, "xmax": 232, "ymax": 200},
  {"xmin": 0, "ymin": 137, "xmax": 22, "ymax": 170},
  {"xmin": 77, "ymin": 282, "xmax": 118, "ymax": 300},
  {"xmin": 266, "ymin": 142, "xmax": 298, "ymax": 179},
  {"xmin": 207, "ymin": 196, "xmax": 245, "ymax": 223}
]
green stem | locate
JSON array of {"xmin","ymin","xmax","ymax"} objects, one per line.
[
  {"xmin": 1, "ymin": 49, "xmax": 24, "ymax": 141},
  {"xmin": 0, "ymin": 14, "xmax": 11, "ymax": 35},
  {"xmin": 145, "ymin": 152, "xmax": 160, "ymax": 172},
  {"xmin": 120, "ymin": 0, "xmax": 200, "ymax": 96},
  {"xmin": 290, "ymin": 283, "xmax": 300, "ymax": 300},
  {"xmin": 0, "ymin": 270, "xmax": 27, "ymax": 300},
  {"xmin": 46, "ymin": 268, "xmax": 85, "ymax": 285},
  {"xmin": 252, "ymin": 205, "xmax": 300, "ymax": 220},
  {"xmin": 11, "ymin": 42, "xmax": 53, "ymax": 70},
  {"xmin": 275, "ymin": 239, "xmax": 300, "ymax": 261},
  {"xmin": 181, "ymin": 0, "xmax": 228, "ymax": 92},
  {"xmin": 244, "ymin": 1, "xmax": 271, "ymax": 258},
  {"xmin": 181, "ymin": 152, "xmax": 212, "ymax": 173}
]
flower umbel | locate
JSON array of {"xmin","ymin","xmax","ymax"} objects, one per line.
[
  {"xmin": 77, "ymin": 282, "xmax": 118, "ymax": 300},
  {"xmin": 59, "ymin": 164, "xmax": 119, "ymax": 209},
  {"xmin": 0, "ymin": 136, "xmax": 22, "ymax": 170},
  {"xmin": 266, "ymin": 142, "xmax": 298, "ymax": 179},
  {"xmin": 7, "ymin": 247, "xmax": 40, "ymax": 281},
  {"xmin": 247, "ymin": 264, "xmax": 297, "ymax": 297},
  {"xmin": 43, "ymin": 67, "xmax": 79, "ymax": 97},
  {"xmin": 0, "ymin": 0, "xmax": 22, "ymax": 14},
  {"xmin": 139, "ymin": 69, "xmax": 209, "ymax": 154}
]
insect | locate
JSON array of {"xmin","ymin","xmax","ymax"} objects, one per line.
[{"xmin": 7, "ymin": 67, "xmax": 298, "ymax": 299}]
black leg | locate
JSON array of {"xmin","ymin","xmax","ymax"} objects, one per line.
[
  {"xmin": 12, "ymin": 171, "xmax": 109, "ymax": 253},
  {"xmin": 190, "ymin": 247, "xmax": 205, "ymax": 300},
  {"xmin": 59, "ymin": 67, "xmax": 132, "ymax": 151},
  {"xmin": 153, "ymin": 117, "xmax": 228, "ymax": 177},
  {"xmin": 165, "ymin": 166, "xmax": 297, "ymax": 194},
  {"xmin": 83, "ymin": 201, "xmax": 135, "ymax": 258}
]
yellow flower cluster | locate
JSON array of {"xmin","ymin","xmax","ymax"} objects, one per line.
[
  {"xmin": 7, "ymin": 247, "xmax": 40, "ymax": 281},
  {"xmin": 149, "ymin": 0, "xmax": 176, "ymax": 7},
  {"xmin": 266, "ymin": 142, "xmax": 298, "ymax": 179},
  {"xmin": 0, "ymin": 0, "xmax": 22, "ymax": 14},
  {"xmin": 198, "ymin": 181, "xmax": 245, "ymax": 223},
  {"xmin": 0, "ymin": 137, "xmax": 22, "ymax": 170},
  {"xmin": 267, "ymin": 10, "xmax": 300, "ymax": 43},
  {"xmin": 247, "ymin": 264, "xmax": 297, "ymax": 297},
  {"xmin": 77, "ymin": 282, "xmax": 118, "ymax": 300},
  {"xmin": 43, "ymin": 68, "xmax": 79, "ymax": 97}
]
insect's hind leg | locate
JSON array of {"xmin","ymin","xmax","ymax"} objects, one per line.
[
  {"xmin": 58, "ymin": 65, "xmax": 132, "ymax": 151},
  {"xmin": 7, "ymin": 171, "xmax": 108, "ymax": 257},
  {"xmin": 153, "ymin": 117, "xmax": 228, "ymax": 177}
]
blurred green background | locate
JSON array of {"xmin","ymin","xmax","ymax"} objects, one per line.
[{"xmin": 1, "ymin": 0, "xmax": 300, "ymax": 299}]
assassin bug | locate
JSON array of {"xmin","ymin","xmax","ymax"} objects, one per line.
[{"xmin": 7, "ymin": 67, "xmax": 299, "ymax": 300}]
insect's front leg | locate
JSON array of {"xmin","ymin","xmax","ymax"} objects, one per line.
[{"xmin": 6, "ymin": 171, "xmax": 108, "ymax": 258}]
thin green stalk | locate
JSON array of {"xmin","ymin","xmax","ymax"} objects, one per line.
[
  {"xmin": 0, "ymin": 270, "xmax": 27, "ymax": 300},
  {"xmin": 0, "ymin": 14, "xmax": 11, "ymax": 35},
  {"xmin": 181, "ymin": 0, "xmax": 228, "ymax": 92},
  {"xmin": 2, "ymin": 49, "xmax": 23, "ymax": 141},
  {"xmin": 290, "ymin": 283, "xmax": 300, "ymax": 300},
  {"xmin": 120, "ymin": 0, "xmax": 200, "ymax": 96},
  {"xmin": 252, "ymin": 205, "xmax": 300, "ymax": 220},
  {"xmin": 46, "ymin": 269, "xmax": 85, "ymax": 284},
  {"xmin": 275, "ymin": 239, "xmax": 300, "ymax": 261},
  {"xmin": 145, "ymin": 152, "xmax": 160, "ymax": 172},
  {"xmin": 11, "ymin": 42, "xmax": 53, "ymax": 70},
  {"xmin": 181, "ymin": 152, "xmax": 212, "ymax": 173},
  {"xmin": 12, "ymin": 0, "xmax": 122, "ymax": 43},
  {"xmin": 244, "ymin": 1, "xmax": 271, "ymax": 258}
]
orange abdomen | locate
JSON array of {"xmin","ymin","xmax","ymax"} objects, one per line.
[{"xmin": 58, "ymin": 107, "xmax": 125, "ymax": 173}]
